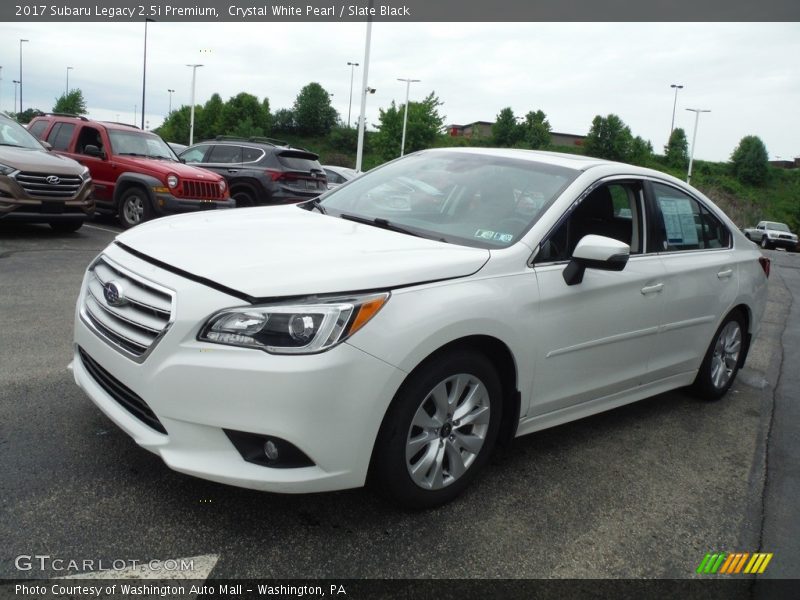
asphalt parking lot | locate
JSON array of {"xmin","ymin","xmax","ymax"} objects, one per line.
[{"xmin": 1, "ymin": 219, "xmax": 798, "ymax": 583}]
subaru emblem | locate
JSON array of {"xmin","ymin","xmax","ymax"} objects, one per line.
[
  {"xmin": 103, "ymin": 280, "xmax": 127, "ymax": 307},
  {"xmin": 46, "ymin": 175, "xmax": 60, "ymax": 185}
]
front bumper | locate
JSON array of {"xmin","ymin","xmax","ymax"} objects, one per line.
[
  {"xmin": 0, "ymin": 180, "xmax": 94, "ymax": 221},
  {"xmin": 152, "ymin": 193, "xmax": 235, "ymax": 216},
  {"xmin": 72, "ymin": 245, "xmax": 406, "ymax": 493},
  {"xmin": 765, "ymin": 237, "xmax": 798, "ymax": 249}
]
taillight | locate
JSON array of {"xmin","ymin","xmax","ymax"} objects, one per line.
[
  {"xmin": 758, "ymin": 256, "xmax": 770, "ymax": 278},
  {"xmin": 265, "ymin": 169, "xmax": 300, "ymax": 182}
]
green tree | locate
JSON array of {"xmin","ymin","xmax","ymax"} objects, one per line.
[
  {"xmin": 218, "ymin": 92, "xmax": 266, "ymax": 137},
  {"xmin": 12, "ymin": 108, "xmax": 44, "ymax": 124},
  {"xmin": 584, "ymin": 114, "xmax": 634, "ymax": 162},
  {"xmin": 492, "ymin": 107, "xmax": 523, "ymax": 147},
  {"xmin": 292, "ymin": 82, "xmax": 338, "ymax": 136},
  {"xmin": 522, "ymin": 109, "xmax": 551, "ymax": 150},
  {"xmin": 155, "ymin": 105, "xmax": 192, "ymax": 144},
  {"xmin": 629, "ymin": 136, "xmax": 653, "ymax": 166},
  {"xmin": 52, "ymin": 89, "xmax": 88, "ymax": 116},
  {"xmin": 373, "ymin": 92, "xmax": 445, "ymax": 161},
  {"xmin": 197, "ymin": 93, "xmax": 224, "ymax": 140},
  {"xmin": 665, "ymin": 127, "xmax": 689, "ymax": 168},
  {"xmin": 260, "ymin": 98, "xmax": 272, "ymax": 135},
  {"xmin": 272, "ymin": 109, "xmax": 295, "ymax": 134},
  {"xmin": 730, "ymin": 135, "xmax": 769, "ymax": 185}
]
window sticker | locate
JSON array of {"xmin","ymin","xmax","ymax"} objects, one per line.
[
  {"xmin": 474, "ymin": 229, "xmax": 514, "ymax": 243},
  {"xmin": 659, "ymin": 197, "xmax": 698, "ymax": 246}
]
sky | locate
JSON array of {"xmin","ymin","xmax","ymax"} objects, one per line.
[{"xmin": 0, "ymin": 21, "xmax": 798, "ymax": 162}]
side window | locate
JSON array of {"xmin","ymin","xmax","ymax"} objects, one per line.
[
  {"xmin": 28, "ymin": 120, "xmax": 48, "ymax": 139},
  {"xmin": 47, "ymin": 123, "xmax": 76, "ymax": 151},
  {"xmin": 325, "ymin": 169, "xmax": 344, "ymax": 184},
  {"xmin": 180, "ymin": 145, "xmax": 210, "ymax": 163},
  {"xmin": 536, "ymin": 182, "xmax": 643, "ymax": 263},
  {"xmin": 207, "ymin": 144, "xmax": 242, "ymax": 164},
  {"xmin": 650, "ymin": 183, "xmax": 730, "ymax": 251},
  {"xmin": 241, "ymin": 146, "xmax": 264, "ymax": 163},
  {"xmin": 75, "ymin": 126, "xmax": 104, "ymax": 155}
]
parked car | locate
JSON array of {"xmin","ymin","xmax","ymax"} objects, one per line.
[
  {"xmin": 167, "ymin": 142, "xmax": 187, "ymax": 155},
  {"xmin": 73, "ymin": 148, "xmax": 769, "ymax": 508},
  {"xmin": 742, "ymin": 220, "xmax": 798, "ymax": 251},
  {"xmin": 27, "ymin": 114, "xmax": 233, "ymax": 228},
  {"xmin": 0, "ymin": 113, "xmax": 93, "ymax": 232},
  {"xmin": 179, "ymin": 137, "xmax": 327, "ymax": 207},
  {"xmin": 323, "ymin": 165, "xmax": 358, "ymax": 189}
]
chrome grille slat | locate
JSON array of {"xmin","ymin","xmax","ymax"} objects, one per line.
[
  {"xmin": 80, "ymin": 256, "xmax": 175, "ymax": 361},
  {"xmin": 182, "ymin": 178, "xmax": 222, "ymax": 199}
]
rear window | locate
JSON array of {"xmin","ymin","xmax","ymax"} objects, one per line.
[
  {"xmin": 47, "ymin": 123, "xmax": 76, "ymax": 151},
  {"xmin": 277, "ymin": 151, "xmax": 321, "ymax": 173},
  {"xmin": 207, "ymin": 145, "xmax": 243, "ymax": 164}
]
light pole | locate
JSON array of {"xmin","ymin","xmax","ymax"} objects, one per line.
[
  {"xmin": 167, "ymin": 88, "xmax": 175, "ymax": 114},
  {"xmin": 669, "ymin": 84, "xmax": 683, "ymax": 142},
  {"xmin": 186, "ymin": 64, "xmax": 203, "ymax": 145},
  {"xmin": 141, "ymin": 18, "xmax": 155, "ymax": 130},
  {"xmin": 19, "ymin": 39, "xmax": 29, "ymax": 115},
  {"xmin": 12, "ymin": 80, "xmax": 20, "ymax": 114},
  {"xmin": 347, "ymin": 61, "xmax": 359, "ymax": 128},
  {"xmin": 686, "ymin": 108, "xmax": 710, "ymax": 185},
  {"xmin": 397, "ymin": 77, "xmax": 420, "ymax": 157},
  {"xmin": 66, "ymin": 66, "xmax": 73, "ymax": 95},
  {"xmin": 355, "ymin": 0, "xmax": 374, "ymax": 172}
]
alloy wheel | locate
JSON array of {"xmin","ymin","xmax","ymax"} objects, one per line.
[{"xmin": 710, "ymin": 321, "xmax": 742, "ymax": 390}]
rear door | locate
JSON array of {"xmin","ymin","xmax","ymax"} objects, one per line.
[
  {"xmin": 68, "ymin": 125, "xmax": 116, "ymax": 206},
  {"xmin": 645, "ymin": 180, "xmax": 737, "ymax": 381}
]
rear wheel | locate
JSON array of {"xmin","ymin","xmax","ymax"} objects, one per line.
[
  {"xmin": 118, "ymin": 188, "xmax": 152, "ymax": 229},
  {"xmin": 691, "ymin": 312, "xmax": 745, "ymax": 400},
  {"xmin": 49, "ymin": 220, "xmax": 83, "ymax": 233},
  {"xmin": 370, "ymin": 350, "xmax": 502, "ymax": 509},
  {"xmin": 232, "ymin": 189, "xmax": 256, "ymax": 208}
]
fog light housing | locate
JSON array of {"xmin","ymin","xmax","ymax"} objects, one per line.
[{"xmin": 224, "ymin": 429, "xmax": 314, "ymax": 468}]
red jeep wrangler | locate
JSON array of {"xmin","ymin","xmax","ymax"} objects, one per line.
[{"xmin": 28, "ymin": 114, "xmax": 233, "ymax": 228}]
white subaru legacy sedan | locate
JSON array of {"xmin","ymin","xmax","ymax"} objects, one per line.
[{"xmin": 73, "ymin": 149, "xmax": 769, "ymax": 508}]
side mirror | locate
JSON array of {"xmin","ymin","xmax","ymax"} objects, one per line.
[
  {"xmin": 40, "ymin": 141, "xmax": 53, "ymax": 151},
  {"xmin": 84, "ymin": 145, "xmax": 106, "ymax": 159},
  {"xmin": 179, "ymin": 158, "xmax": 186, "ymax": 164},
  {"xmin": 563, "ymin": 234, "xmax": 630, "ymax": 286}
]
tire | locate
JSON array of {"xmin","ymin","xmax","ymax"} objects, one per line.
[
  {"xmin": 49, "ymin": 220, "xmax": 83, "ymax": 233},
  {"xmin": 232, "ymin": 189, "xmax": 256, "ymax": 208},
  {"xmin": 118, "ymin": 187, "xmax": 153, "ymax": 229},
  {"xmin": 760, "ymin": 236, "xmax": 771, "ymax": 250},
  {"xmin": 691, "ymin": 312, "xmax": 746, "ymax": 400},
  {"xmin": 744, "ymin": 233, "xmax": 751, "ymax": 241},
  {"xmin": 370, "ymin": 350, "xmax": 502, "ymax": 509}
]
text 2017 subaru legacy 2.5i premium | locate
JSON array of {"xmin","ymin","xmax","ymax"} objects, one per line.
[{"xmin": 73, "ymin": 149, "xmax": 769, "ymax": 508}]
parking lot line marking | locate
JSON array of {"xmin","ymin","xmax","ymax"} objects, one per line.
[
  {"xmin": 56, "ymin": 554, "xmax": 219, "ymax": 580},
  {"xmin": 84, "ymin": 224, "xmax": 121, "ymax": 235}
]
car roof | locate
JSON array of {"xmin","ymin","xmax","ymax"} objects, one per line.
[
  {"xmin": 419, "ymin": 147, "xmax": 620, "ymax": 171},
  {"xmin": 32, "ymin": 114, "xmax": 145, "ymax": 133}
]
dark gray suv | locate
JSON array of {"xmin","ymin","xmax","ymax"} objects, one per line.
[{"xmin": 179, "ymin": 137, "xmax": 327, "ymax": 208}]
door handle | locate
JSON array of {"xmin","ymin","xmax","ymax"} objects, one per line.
[
  {"xmin": 717, "ymin": 269, "xmax": 733, "ymax": 279},
  {"xmin": 641, "ymin": 283, "xmax": 664, "ymax": 295},
  {"xmin": 227, "ymin": 169, "xmax": 239, "ymax": 173}
]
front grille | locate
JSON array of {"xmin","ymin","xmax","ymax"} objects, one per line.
[
  {"xmin": 78, "ymin": 347, "xmax": 167, "ymax": 434},
  {"xmin": 80, "ymin": 256, "xmax": 174, "ymax": 361},
  {"xmin": 14, "ymin": 172, "xmax": 83, "ymax": 199},
  {"xmin": 181, "ymin": 179, "xmax": 222, "ymax": 200}
]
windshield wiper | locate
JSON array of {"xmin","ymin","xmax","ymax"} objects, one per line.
[
  {"xmin": 339, "ymin": 213, "xmax": 425, "ymax": 238},
  {"xmin": 301, "ymin": 197, "xmax": 326, "ymax": 214},
  {"xmin": 0, "ymin": 143, "xmax": 25, "ymax": 148},
  {"xmin": 117, "ymin": 152, "xmax": 148, "ymax": 157}
]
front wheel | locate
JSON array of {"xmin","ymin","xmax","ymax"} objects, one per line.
[
  {"xmin": 370, "ymin": 351, "xmax": 502, "ymax": 509},
  {"xmin": 761, "ymin": 236, "xmax": 771, "ymax": 250},
  {"xmin": 118, "ymin": 188, "xmax": 152, "ymax": 229},
  {"xmin": 691, "ymin": 312, "xmax": 745, "ymax": 400}
]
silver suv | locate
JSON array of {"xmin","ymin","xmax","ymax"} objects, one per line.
[{"xmin": 0, "ymin": 113, "xmax": 93, "ymax": 232}]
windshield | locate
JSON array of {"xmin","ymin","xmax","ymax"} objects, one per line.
[
  {"xmin": 107, "ymin": 130, "xmax": 177, "ymax": 160},
  {"xmin": 319, "ymin": 151, "xmax": 578, "ymax": 249},
  {"xmin": 767, "ymin": 222, "xmax": 790, "ymax": 232},
  {"xmin": 0, "ymin": 117, "xmax": 45, "ymax": 150}
]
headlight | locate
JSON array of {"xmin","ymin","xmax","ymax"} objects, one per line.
[
  {"xmin": 80, "ymin": 166, "xmax": 91, "ymax": 181},
  {"xmin": 0, "ymin": 163, "xmax": 15, "ymax": 176},
  {"xmin": 218, "ymin": 179, "xmax": 226, "ymax": 192},
  {"xmin": 167, "ymin": 174, "xmax": 179, "ymax": 188},
  {"xmin": 198, "ymin": 292, "xmax": 390, "ymax": 354}
]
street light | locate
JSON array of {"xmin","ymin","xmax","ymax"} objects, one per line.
[
  {"xmin": 66, "ymin": 66, "xmax": 73, "ymax": 95},
  {"xmin": 12, "ymin": 80, "xmax": 20, "ymax": 114},
  {"xmin": 397, "ymin": 78, "xmax": 420, "ymax": 157},
  {"xmin": 346, "ymin": 61, "xmax": 359, "ymax": 128},
  {"xmin": 669, "ymin": 84, "xmax": 683, "ymax": 141},
  {"xmin": 186, "ymin": 64, "xmax": 203, "ymax": 145},
  {"xmin": 19, "ymin": 39, "xmax": 29, "ymax": 115},
  {"xmin": 141, "ymin": 18, "xmax": 155, "ymax": 130},
  {"xmin": 167, "ymin": 88, "xmax": 175, "ymax": 114},
  {"xmin": 685, "ymin": 108, "xmax": 710, "ymax": 185}
]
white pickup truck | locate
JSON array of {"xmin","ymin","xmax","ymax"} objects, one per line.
[{"xmin": 743, "ymin": 221, "xmax": 798, "ymax": 251}]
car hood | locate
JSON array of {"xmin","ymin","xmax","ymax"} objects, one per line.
[
  {"xmin": 116, "ymin": 206, "xmax": 491, "ymax": 298},
  {"xmin": 0, "ymin": 146, "xmax": 83, "ymax": 174},
  {"xmin": 114, "ymin": 156, "xmax": 224, "ymax": 181}
]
